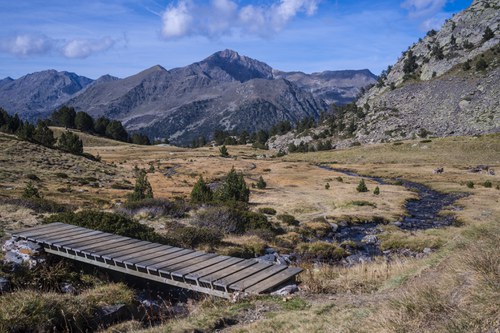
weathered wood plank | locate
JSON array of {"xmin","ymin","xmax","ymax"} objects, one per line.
[
  {"xmin": 212, "ymin": 262, "xmax": 273, "ymax": 289},
  {"xmin": 171, "ymin": 256, "xmax": 232, "ymax": 279},
  {"xmin": 87, "ymin": 239, "xmax": 145, "ymax": 257},
  {"xmin": 94, "ymin": 240, "xmax": 151, "ymax": 259},
  {"xmin": 112, "ymin": 244, "xmax": 172, "ymax": 263},
  {"xmin": 123, "ymin": 246, "xmax": 184, "ymax": 266},
  {"xmin": 10, "ymin": 222, "xmax": 65, "ymax": 236},
  {"xmin": 51, "ymin": 230, "xmax": 109, "ymax": 247},
  {"xmin": 198, "ymin": 260, "xmax": 259, "ymax": 286},
  {"xmin": 228, "ymin": 264, "xmax": 288, "ymax": 292},
  {"xmin": 57, "ymin": 233, "xmax": 124, "ymax": 250},
  {"xmin": 135, "ymin": 249, "xmax": 194, "ymax": 268},
  {"xmin": 157, "ymin": 253, "xmax": 218, "ymax": 276},
  {"xmin": 244, "ymin": 267, "xmax": 303, "ymax": 294},
  {"xmin": 153, "ymin": 251, "xmax": 208, "ymax": 271},
  {"xmin": 185, "ymin": 257, "xmax": 245, "ymax": 282},
  {"xmin": 66, "ymin": 234, "xmax": 128, "ymax": 251},
  {"xmin": 16, "ymin": 223, "xmax": 78, "ymax": 238},
  {"xmin": 33, "ymin": 228, "xmax": 98, "ymax": 244}
]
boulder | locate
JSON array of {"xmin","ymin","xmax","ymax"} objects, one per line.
[
  {"xmin": 271, "ymin": 284, "xmax": 299, "ymax": 296},
  {"xmin": 0, "ymin": 277, "xmax": 11, "ymax": 293}
]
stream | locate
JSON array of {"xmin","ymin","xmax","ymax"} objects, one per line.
[{"xmin": 315, "ymin": 165, "xmax": 467, "ymax": 261}]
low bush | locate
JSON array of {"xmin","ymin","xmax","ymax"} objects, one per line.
[
  {"xmin": 483, "ymin": 180, "xmax": 492, "ymax": 188},
  {"xmin": 258, "ymin": 207, "xmax": 277, "ymax": 215},
  {"xmin": 1, "ymin": 197, "xmax": 72, "ymax": 213},
  {"xmin": 349, "ymin": 200, "xmax": 377, "ymax": 208},
  {"xmin": 277, "ymin": 214, "xmax": 299, "ymax": 226},
  {"xmin": 120, "ymin": 198, "xmax": 188, "ymax": 218},
  {"xmin": 296, "ymin": 242, "xmax": 347, "ymax": 261},
  {"xmin": 26, "ymin": 174, "xmax": 40, "ymax": 181},
  {"xmin": 466, "ymin": 181, "xmax": 474, "ymax": 189},
  {"xmin": 193, "ymin": 206, "xmax": 275, "ymax": 235}
]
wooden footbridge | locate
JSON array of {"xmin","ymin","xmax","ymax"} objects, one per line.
[{"xmin": 9, "ymin": 223, "xmax": 302, "ymax": 298}]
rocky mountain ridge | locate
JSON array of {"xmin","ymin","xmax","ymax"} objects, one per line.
[{"xmin": 0, "ymin": 50, "xmax": 376, "ymax": 145}]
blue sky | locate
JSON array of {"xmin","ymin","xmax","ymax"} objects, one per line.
[{"xmin": 0, "ymin": 0, "xmax": 472, "ymax": 79}]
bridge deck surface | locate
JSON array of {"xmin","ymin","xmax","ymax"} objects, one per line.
[{"xmin": 10, "ymin": 222, "xmax": 302, "ymax": 298}]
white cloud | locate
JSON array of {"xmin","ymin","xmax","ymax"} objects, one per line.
[
  {"xmin": 0, "ymin": 33, "xmax": 117, "ymax": 58},
  {"xmin": 161, "ymin": 0, "xmax": 194, "ymax": 38},
  {"xmin": 0, "ymin": 34, "xmax": 54, "ymax": 57},
  {"xmin": 401, "ymin": 0, "xmax": 447, "ymax": 18},
  {"xmin": 62, "ymin": 37, "xmax": 115, "ymax": 58},
  {"xmin": 160, "ymin": 0, "xmax": 321, "ymax": 40}
]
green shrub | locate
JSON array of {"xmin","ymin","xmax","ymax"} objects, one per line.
[
  {"xmin": 356, "ymin": 179, "xmax": 368, "ymax": 192},
  {"xmin": 58, "ymin": 131, "xmax": 83, "ymax": 155},
  {"xmin": 219, "ymin": 145, "xmax": 229, "ymax": 157},
  {"xmin": 22, "ymin": 181, "xmax": 41, "ymax": 199},
  {"xmin": 121, "ymin": 198, "xmax": 188, "ymax": 218},
  {"xmin": 170, "ymin": 225, "xmax": 222, "ymax": 249},
  {"xmin": 466, "ymin": 181, "xmax": 474, "ymax": 189},
  {"xmin": 258, "ymin": 207, "xmax": 277, "ymax": 215},
  {"xmin": 26, "ymin": 174, "xmax": 40, "ymax": 181},
  {"xmin": 1, "ymin": 197, "xmax": 72, "ymax": 213},
  {"xmin": 214, "ymin": 168, "xmax": 249, "ymax": 203},
  {"xmin": 325, "ymin": 182, "xmax": 330, "ymax": 190},
  {"xmin": 476, "ymin": 59, "xmax": 488, "ymax": 71},
  {"xmin": 190, "ymin": 176, "xmax": 213, "ymax": 204},
  {"xmin": 373, "ymin": 186, "xmax": 380, "ymax": 195},
  {"xmin": 349, "ymin": 200, "xmax": 376, "ymax": 208},
  {"xmin": 256, "ymin": 176, "xmax": 267, "ymax": 189},
  {"xmin": 483, "ymin": 180, "xmax": 492, "ymax": 188},
  {"xmin": 127, "ymin": 169, "xmax": 153, "ymax": 202},
  {"xmin": 193, "ymin": 206, "xmax": 274, "ymax": 234},
  {"xmin": 55, "ymin": 172, "xmax": 68, "ymax": 179},
  {"xmin": 277, "ymin": 214, "xmax": 299, "ymax": 226},
  {"xmin": 335, "ymin": 176, "xmax": 343, "ymax": 182}
]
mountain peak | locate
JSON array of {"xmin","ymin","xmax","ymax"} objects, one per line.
[{"xmin": 214, "ymin": 49, "xmax": 241, "ymax": 60}]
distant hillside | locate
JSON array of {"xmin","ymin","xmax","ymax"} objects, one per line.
[
  {"xmin": 0, "ymin": 50, "xmax": 376, "ymax": 145},
  {"xmin": 0, "ymin": 70, "xmax": 92, "ymax": 120}
]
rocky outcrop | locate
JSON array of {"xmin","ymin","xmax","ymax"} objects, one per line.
[{"xmin": 356, "ymin": 0, "xmax": 500, "ymax": 142}]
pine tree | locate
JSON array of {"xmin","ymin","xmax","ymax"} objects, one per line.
[
  {"xmin": 128, "ymin": 170, "xmax": 153, "ymax": 202},
  {"xmin": 256, "ymin": 176, "xmax": 267, "ymax": 189},
  {"xmin": 373, "ymin": 186, "xmax": 380, "ymax": 195},
  {"xmin": 219, "ymin": 145, "xmax": 229, "ymax": 157},
  {"xmin": 75, "ymin": 111, "xmax": 94, "ymax": 132},
  {"xmin": 482, "ymin": 26, "xmax": 494, "ymax": 42},
  {"xmin": 23, "ymin": 181, "xmax": 41, "ymax": 199},
  {"xmin": 325, "ymin": 182, "xmax": 330, "ymax": 190},
  {"xmin": 356, "ymin": 179, "xmax": 368, "ymax": 193},
  {"xmin": 58, "ymin": 131, "xmax": 83, "ymax": 154},
  {"xmin": 215, "ymin": 168, "xmax": 250, "ymax": 203},
  {"xmin": 190, "ymin": 176, "xmax": 213, "ymax": 204},
  {"xmin": 33, "ymin": 122, "xmax": 55, "ymax": 147}
]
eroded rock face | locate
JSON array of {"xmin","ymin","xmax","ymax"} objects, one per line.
[
  {"xmin": 2, "ymin": 238, "xmax": 45, "ymax": 268},
  {"xmin": 355, "ymin": 0, "xmax": 500, "ymax": 142}
]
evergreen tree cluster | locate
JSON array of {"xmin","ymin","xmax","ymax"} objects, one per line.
[
  {"xmin": 51, "ymin": 106, "xmax": 150, "ymax": 144},
  {"xmin": 190, "ymin": 168, "xmax": 250, "ymax": 204}
]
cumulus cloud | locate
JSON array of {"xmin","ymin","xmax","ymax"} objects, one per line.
[
  {"xmin": 62, "ymin": 37, "xmax": 115, "ymax": 58},
  {"xmin": 160, "ymin": 0, "xmax": 321, "ymax": 39},
  {"xmin": 0, "ymin": 33, "xmax": 117, "ymax": 58},
  {"xmin": 0, "ymin": 34, "xmax": 54, "ymax": 57},
  {"xmin": 401, "ymin": 0, "xmax": 447, "ymax": 18}
]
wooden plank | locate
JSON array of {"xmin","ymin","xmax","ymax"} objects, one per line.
[
  {"xmin": 50, "ymin": 230, "xmax": 109, "ymax": 247},
  {"xmin": 101, "ymin": 241, "xmax": 163, "ymax": 260},
  {"xmin": 91, "ymin": 239, "xmax": 149, "ymax": 259},
  {"xmin": 198, "ymin": 260, "xmax": 259, "ymax": 286},
  {"xmin": 244, "ymin": 267, "xmax": 303, "ymax": 294},
  {"xmin": 65, "ymin": 234, "xmax": 128, "ymax": 251},
  {"xmin": 44, "ymin": 231, "xmax": 104, "ymax": 246},
  {"xmin": 135, "ymin": 249, "xmax": 195, "ymax": 268},
  {"xmin": 185, "ymin": 257, "xmax": 245, "ymax": 281},
  {"xmin": 123, "ymin": 247, "xmax": 184, "ymax": 266},
  {"xmin": 112, "ymin": 243, "xmax": 172, "ymax": 263},
  {"xmin": 77, "ymin": 237, "xmax": 139, "ymax": 254},
  {"xmin": 171, "ymin": 256, "xmax": 232, "ymax": 279},
  {"xmin": 17, "ymin": 223, "xmax": 78, "ymax": 238},
  {"xmin": 33, "ymin": 228, "xmax": 98, "ymax": 244},
  {"xmin": 228, "ymin": 264, "xmax": 288, "ymax": 292},
  {"xmin": 157, "ymin": 253, "xmax": 218, "ymax": 275},
  {"xmin": 86, "ymin": 239, "xmax": 145, "ymax": 257},
  {"xmin": 153, "ymin": 251, "xmax": 208, "ymax": 271},
  {"xmin": 134, "ymin": 247, "xmax": 188, "ymax": 268},
  {"xmin": 213, "ymin": 262, "xmax": 272, "ymax": 289},
  {"xmin": 10, "ymin": 222, "xmax": 65, "ymax": 236},
  {"xmin": 57, "ymin": 233, "xmax": 123, "ymax": 250}
]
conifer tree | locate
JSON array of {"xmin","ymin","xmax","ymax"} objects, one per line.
[
  {"xmin": 356, "ymin": 179, "xmax": 368, "ymax": 193},
  {"xmin": 190, "ymin": 176, "xmax": 213, "ymax": 204},
  {"xmin": 128, "ymin": 169, "xmax": 153, "ymax": 202}
]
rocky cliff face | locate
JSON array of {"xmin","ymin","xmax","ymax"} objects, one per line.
[
  {"xmin": 0, "ymin": 70, "xmax": 92, "ymax": 120},
  {"xmin": 274, "ymin": 69, "xmax": 377, "ymax": 105},
  {"xmin": 356, "ymin": 0, "xmax": 499, "ymax": 142}
]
